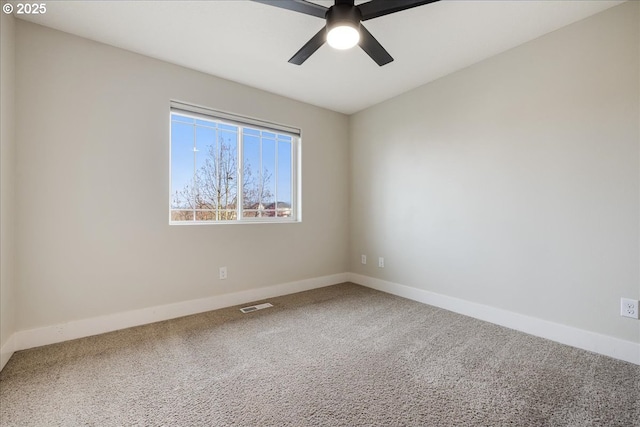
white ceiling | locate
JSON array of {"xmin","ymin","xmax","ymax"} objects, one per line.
[{"xmin": 15, "ymin": 0, "xmax": 624, "ymax": 114}]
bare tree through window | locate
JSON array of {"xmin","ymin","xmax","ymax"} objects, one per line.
[{"xmin": 170, "ymin": 111, "xmax": 295, "ymax": 222}]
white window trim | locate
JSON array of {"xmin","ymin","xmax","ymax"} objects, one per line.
[{"xmin": 169, "ymin": 101, "xmax": 301, "ymax": 225}]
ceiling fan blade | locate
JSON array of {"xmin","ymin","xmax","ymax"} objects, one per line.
[
  {"xmin": 358, "ymin": 24, "xmax": 393, "ymax": 66},
  {"xmin": 289, "ymin": 27, "xmax": 326, "ymax": 65},
  {"xmin": 358, "ymin": 0, "xmax": 439, "ymax": 21},
  {"xmin": 251, "ymin": 0, "xmax": 327, "ymax": 19}
]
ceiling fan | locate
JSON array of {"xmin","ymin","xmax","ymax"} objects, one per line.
[{"xmin": 252, "ymin": 0, "xmax": 440, "ymax": 66}]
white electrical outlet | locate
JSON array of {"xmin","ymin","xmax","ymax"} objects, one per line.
[
  {"xmin": 378, "ymin": 257, "xmax": 384, "ymax": 268},
  {"xmin": 219, "ymin": 266, "xmax": 227, "ymax": 280},
  {"xmin": 361, "ymin": 255, "xmax": 367, "ymax": 265},
  {"xmin": 620, "ymin": 298, "xmax": 639, "ymax": 319}
]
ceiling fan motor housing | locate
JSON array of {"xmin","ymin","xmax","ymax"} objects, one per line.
[{"xmin": 326, "ymin": 3, "xmax": 362, "ymax": 33}]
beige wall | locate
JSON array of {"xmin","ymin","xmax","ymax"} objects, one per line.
[
  {"xmin": 14, "ymin": 21, "xmax": 349, "ymax": 330},
  {"xmin": 350, "ymin": 2, "xmax": 639, "ymax": 343},
  {"xmin": 1, "ymin": 11, "xmax": 17, "ymax": 354}
]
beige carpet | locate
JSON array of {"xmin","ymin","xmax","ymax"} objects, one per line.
[{"xmin": 1, "ymin": 283, "xmax": 639, "ymax": 426}]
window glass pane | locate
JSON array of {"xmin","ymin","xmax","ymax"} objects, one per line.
[
  {"xmin": 218, "ymin": 129, "xmax": 238, "ymax": 220},
  {"xmin": 262, "ymin": 137, "xmax": 276, "ymax": 207},
  {"xmin": 171, "ymin": 121, "xmax": 195, "ymax": 210},
  {"xmin": 195, "ymin": 211, "xmax": 216, "ymax": 221},
  {"xmin": 219, "ymin": 123, "xmax": 236, "ymax": 132},
  {"xmin": 277, "ymin": 140, "xmax": 292, "ymax": 210},
  {"xmin": 242, "ymin": 210, "xmax": 259, "ymax": 219},
  {"xmin": 195, "ymin": 125, "xmax": 217, "ymax": 210},
  {"xmin": 219, "ymin": 210, "xmax": 237, "ymax": 221},
  {"xmin": 195, "ymin": 118, "xmax": 214, "ymax": 128},
  {"xmin": 172, "ymin": 114, "xmax": 195, "ymax": 124},
  {"xmin": 244, "ymin": 128, "xmax": 260, "ymax": 137},
  {"xmin": 171, "ymin": 210, "xmax": 194, "ymax": 221},
  {"xmin": 243, "ymin": 134, "xmax": 260, "ymax": 210}
]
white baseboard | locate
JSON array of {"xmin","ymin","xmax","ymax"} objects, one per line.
[
  {"xmin": 348, "ymin": 273, "xmax": 640, "ymax": 366},
  {"xmin": 0, "ymin": 334, "xmax": 15, "ymax": 371},
  {"xmin": 12, "ymin": 273, "xmax": 348, "ymax": 355},
  {"xmin": 6, "ymin": 272, "xmax": 638, "ymax": 370}
]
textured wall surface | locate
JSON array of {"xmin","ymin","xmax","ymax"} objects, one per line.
[
  {"xmin": 350, "ymin": 2, "xmax": 639, "ymax": 342},
  {"xmin": 14, "ymin": 21, "xmax": 349, "ymax": 330},
  {"xmin": 1, "ymin": 11, "xmax": 17, "ymax": 356}
]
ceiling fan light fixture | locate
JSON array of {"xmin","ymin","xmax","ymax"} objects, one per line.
[
  {"xmin": 325, "ymin": 4, "xmax": 362, "ymax": 50},
  {"xmin": 327, "ymin": 25, "xmax": 360, "ymax": 50}
]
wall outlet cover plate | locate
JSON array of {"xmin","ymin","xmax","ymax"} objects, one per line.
[{"xmin": 620, "ymin": 298, "xmax": 639, "ymax": 319}]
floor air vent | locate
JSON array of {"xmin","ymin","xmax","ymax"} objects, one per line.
[{"xmin": 240, "ymin": 303, "xmax": 273, "ymax": 314}]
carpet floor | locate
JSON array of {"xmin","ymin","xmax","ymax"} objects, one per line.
[{"xmin": 1, "ymin": 283, "xmax": 639, "ymax": 426}]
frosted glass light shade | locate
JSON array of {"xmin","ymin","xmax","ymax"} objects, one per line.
[{"xmin": 327, "ymin": 25, "xmax": 360, "ymax": 50}]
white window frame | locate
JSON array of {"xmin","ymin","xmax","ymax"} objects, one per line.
[{"xmin": 169, "ymin": 101, "xmax": 301, "ymax": 224}]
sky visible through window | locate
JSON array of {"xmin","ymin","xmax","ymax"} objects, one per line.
[{"xmin": 170, "ymin": 112, "xmax": 293, "ymax": 221}]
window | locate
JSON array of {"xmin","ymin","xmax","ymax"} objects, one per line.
[{"xmin": 170, "ymin": 102, "xmax": 299, "ymax": 223}]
